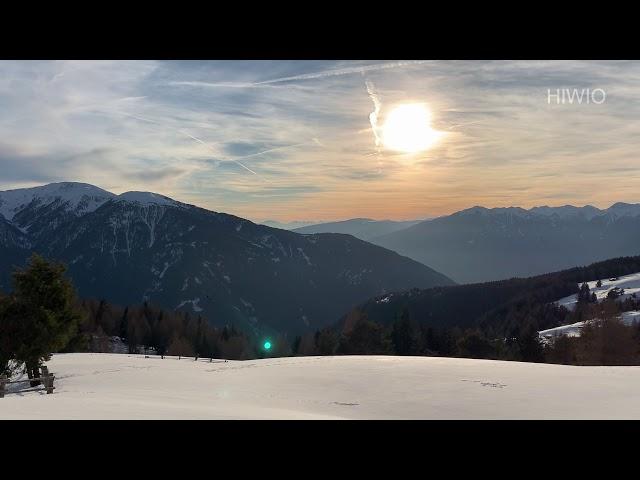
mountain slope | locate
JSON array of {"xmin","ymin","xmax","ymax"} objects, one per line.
[
  {"xmin": 294, "ymin": 218, "xmax": 423, "ymax": 241},
  {"xmin": 0, "ymin": 183, "xmax": 453, "ymax": 335},
  {"xmin": 374, "ymin": 204, "xmax": 640, "ymax": 283},
  {"xmin": 345, "ymin": 255, "xmax": 640, "ymax": 334}
]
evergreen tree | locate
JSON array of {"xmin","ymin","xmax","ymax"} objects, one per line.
[
  {"xmin": 315, "ymin": 328, "xmax": 338, "ymax": 355},
  {"xmin": 516, "ymin": 327, "xmax": 545, "ymax": 362},
  {"xmin": 577, "ymin": 282, "xmax": 591, "ymax": 303},
  {"xmin": 6, "ymin": 254, "xmax": 84, "ymax": 384},
  {"xmin": 337, "ymin": 315, "xmax": 391, "ymax": 355},
  {"xmin": 391, "ymin": 307, "xmax": 419, "ymax": 355},
  {"xmin": 456, "ymin": 329, "xmax": 494, "ymax": 359}
]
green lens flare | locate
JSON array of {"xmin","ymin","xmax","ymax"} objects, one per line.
[{"xmin": 263, "ymin": 341, "xmax": 272, "ymax": 350}]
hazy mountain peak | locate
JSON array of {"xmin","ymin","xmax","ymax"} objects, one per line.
[
  {"xmin": 529, "ymin": 204, "xmax": 603, "ymax": 220},
  {"xmin": 606, "ymin": 202, "xmax": 640, "ymax": 218},
  {"xmin": 455, "ymin": 206, "xmax": 528, "ymax": 217}
]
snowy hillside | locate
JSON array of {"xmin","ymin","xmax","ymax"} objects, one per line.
[
  {"xmin": 539, "ymin": 310, "xmax": 640, "ymax": 341},
  {"xmin": 2, "ymin": 353, "xmax": 640, "ymax": 419},
  {"xmin": 555, "ymin": 272, "xmax": 640, "ymax": 310},
  {"xmin": 539, "ymin": 272, "xmax": 640, "ymax": 341}
]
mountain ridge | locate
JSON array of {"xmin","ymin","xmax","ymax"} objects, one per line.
[
  {"xmin": 373, "ymin": 202, "xmax": 640, "ymax": 283},
  {"xmin": 0, "ymin": 182, "xmax": 454, "ymax": 336}
]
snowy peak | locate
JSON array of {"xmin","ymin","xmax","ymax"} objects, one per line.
[
  {"xmin": 0, "ymin": 182, "xmax": 115, "ymax": 221},
  {"xmin": 114, "ymin": 191, "xmax": 183, "ymax": 208}
]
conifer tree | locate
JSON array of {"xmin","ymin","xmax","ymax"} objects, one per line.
[
  {"xmin": 6, "ymin": 254, "xmax": 84, "ymax": 384},
  {"xmin": 391, "ymin": 307, "xmax": 419, "ymax": 355}
]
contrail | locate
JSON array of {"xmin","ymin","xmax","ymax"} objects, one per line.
[
  {"xmin": 116, "ymin": 112, "xmax": 256, "ymax": 173},
  {"xmin": 169, "ymin": 61, "xmax": 428, "ymax": 89},
  {"xmin": 113, "ymin": 111, "xmax": 316, "ymax": 181},
  {"xmin": 254, "ymin": 61, "xmax": 428, "ymax": 85},
  {"xmin": 168, "ymin": 80, "xmax": 310, "ymax": 90},
  {"xmin": 365, "ymin": 80, "xmax": 382, "ymax": 150},
  {"xmin": 232, "ymin": 142, "xmax": 314, "ymax": 161},
  {"xmin": 179, "ymin": 130, "xmax": 262, "ymax": 177}
]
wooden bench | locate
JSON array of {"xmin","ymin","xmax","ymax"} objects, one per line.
[{"xmin": 0, "ymin": 366, "xmax": 55, "ymax": 398}]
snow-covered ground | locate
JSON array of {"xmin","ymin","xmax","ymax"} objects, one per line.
[
  {"xmin": 539, "ymin": 321, "xmax": 586, "ymax": 339},
  {"xmin": 2, "ymin": 353, "xmax": 640, "ymax": 419},
  {"xmin": 539, "ymin": 310, "xmax": 640, "ymax": 341},
  {"xmin": 556, "ymin": 272, "xmax": 640, "ymax": 310}
]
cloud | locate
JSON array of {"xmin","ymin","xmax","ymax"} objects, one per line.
[{"xmin": 2, "ymin": 60, "xmax": 640, "ymax": 222}]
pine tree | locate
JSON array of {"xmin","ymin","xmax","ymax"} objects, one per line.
[
  {"xmin": 391, "ymin": 307, "xmax": 418, "ymax": 355},
  {"xmin": 7, "ymin": 254, "xmax": 84, "ymax": 384},
  {"xmin": 516, "ymin": 327, "xmax": 545, "ymax": 363},
  {"xmin": 315, "ymin": 329, "xmax": 338, "ymax": 355},
  {"xmin": 337, "ymin": 315, "xmax": 391, "ymax": 355}
]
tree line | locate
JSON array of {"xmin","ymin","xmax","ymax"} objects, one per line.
[
  {"xmin": 3, "ymin": 255, "xmax": 639, "ymax": 379},
  {"xmin": 78, "ymin": 298, "xmax": 260, "ymax": 360},
  {"xmin": 0, "ymin": 254, "xmax": 273, "ymax": 380}
]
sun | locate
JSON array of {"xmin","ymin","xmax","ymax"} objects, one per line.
[{"xmin": 382, "ymin": 103, "xmax": 443, "ymax": 153}]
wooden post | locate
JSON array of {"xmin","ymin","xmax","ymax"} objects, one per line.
[
  {"xmin": 0, "ymin": 374, "xmax": 7, "ymax": 398},
  {"xmin": 40, "ymin": 366, "xmax": 54, "ymax": 394},
  {"xmin": 44, "ymin": 374, "xmax": 54, "ymax": 394}
]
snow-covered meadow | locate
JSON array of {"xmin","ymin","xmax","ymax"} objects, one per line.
[
  {"xmin": 538, "ymin": 271, "xmax": 640, "ymax": 341},
  {"xmin": 556, "ymin": 272, "xmax": 640, "ymax": 310},
  {"xmin": 539, "ymin": 310, "xmax": 640, "ymax": 340},
  {"xmin": 2, "ymin": 353, "xmax": 640, "ymax": 419}
]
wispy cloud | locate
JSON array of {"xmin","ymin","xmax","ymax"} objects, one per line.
[{"xmin": 2, "ymin": 60, "xmax": 640, "ymax": 222}]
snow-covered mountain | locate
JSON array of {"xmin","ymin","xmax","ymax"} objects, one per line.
[
  {"xmin": 0, "ymin": 182, "xmax": 453, "ymax": 336},
  {"xmin": 374, "ymin": 203, "xmax": 640, "ymax": 283},
  {"xmin": 293, "ymin": 218, "xmax": 425, "ymax": 242},
  {"xmin": 0, "ymin": 182, "xmax": 115, "ymax": 222}
]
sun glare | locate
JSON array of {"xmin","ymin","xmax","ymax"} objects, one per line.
[{"xmin": 382, "ymin": 103, "xmax": 443, "ymax": 153}]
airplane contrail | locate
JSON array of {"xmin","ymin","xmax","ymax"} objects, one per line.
[
  {"xmin": 254, "ymin": 61, "xmax": 429, "ymax": 85},
  {"xmin": 169, "ymin": 61, "xmax": 429, "ymax": 89},
  {"xmin": 232, "ymin": 142, "xmax": 314, "ymax": 161},
  {"xmin": 365, "ymin": 80, "xmax": 382, "ymax": 150},
  {"xmin": 113, "ymin": 111, "xmax": 316, "ymax": 181},
  {"xmin": 168, "ymin": 80, "xmax": 310, "ymax": 90}
]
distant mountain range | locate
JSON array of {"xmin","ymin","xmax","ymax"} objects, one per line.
[
  {"xmin": 0, "ymin": 182, "xmax": 453, "ymax": 336},
  {"xmin": 260, "ymin": 220, "xmax": 319, "ymax": 230},
  {"xmin": 372, "ymin": 204, "xmax": 640, "ymax": 283},
  {"xmin": 293, "ymin": 218, "xmax": 425, "ymax": 242}
]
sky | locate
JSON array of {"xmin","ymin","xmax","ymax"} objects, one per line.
[{"xmin": 1, "ymin": 60, "xmax": 639, "ymax": 223}]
